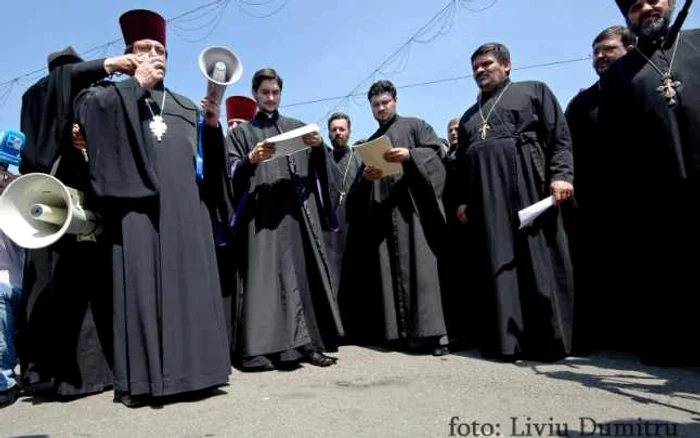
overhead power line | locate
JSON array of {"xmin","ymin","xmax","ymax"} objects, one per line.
[
  {"xmin": 316, "ymin": 0, "xmax": 500, "ymax": 123},
  {"xmin": 0, "ymin": 0, "xmax": 288, "ymax": 106},
  {"xmin": 282, "ymin": 55, "xmax": 592, "ymax": 110}
]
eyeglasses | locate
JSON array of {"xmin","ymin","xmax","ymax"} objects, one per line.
[{"xmin": 133, "ymin": 42, "xmax": 166, "ymax": 57}]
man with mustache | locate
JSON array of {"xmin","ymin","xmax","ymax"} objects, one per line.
[
  {"xmin": 227, "ymin": 68, "xmax": 341, "ymax": 371},
  {"xmin": 598, "ymin": 0, "xmax": 700, "ymax": 366},
  {"xmin": 454, "ymin": 43, "xmax": 575, "ymax": 362},
  {"xmin": 74, "ymin": 9, "xmax": 232, "ymax": 406},
  {"xmin": 342, "ymin": 80, "xmax": 450, "ymax": 355},
  {"xmin": 564, "ymin": 25, "xmax": 634, "ymax": 354},
  {"xmin": 324, "ymin": 113, "xmax": 361, "ymax": 294}
]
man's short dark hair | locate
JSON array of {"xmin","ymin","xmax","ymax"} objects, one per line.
[
  {"xmin": 470, "ymin": 43, "xmax": 511, "ymax": 66},
  {"xmin": 252, "ymin": 68, "xmax": 283, "ymax": 92},
  {"xmin": 367, "ymin": 80, "xmax": 397, "ymax": 102},
  {"xmin": 328, "ymin": 112, "xmax": 351, "ymax": 130},
  {"xmin": 592, "ymin": 25, "xmax": 635, "ymax": 48}
]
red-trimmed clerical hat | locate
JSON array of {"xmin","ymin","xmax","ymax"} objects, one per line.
[
  {"xmin": 225, "ymin": 96, "xmax": 258, "ymax": 122},
  {"xmin": 119, "ymin": 9, "xmax": 166, "ymax": 47}
]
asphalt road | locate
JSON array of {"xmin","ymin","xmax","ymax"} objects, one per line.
[{"xmin": 1, "ymin": 347, "xmax": 699, "ymax": 437}]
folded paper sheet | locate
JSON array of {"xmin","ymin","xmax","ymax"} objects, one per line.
[
  {"xmin": 263, "ymin": 123, "xmax": 320, "ymax": 160},
  {"xmin": 353, "ymin": 135, "xmax": 403, "ymax": 177},
  {"xmin": 518, "ymin": 195, "xmax": 555, "ymax": 229}
]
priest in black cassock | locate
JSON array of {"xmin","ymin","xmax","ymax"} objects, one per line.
[
  {"xmin": 226, "ymin": 68, "xmax": 342, "ymax": 371},
  {"xmin": 18, "ymin": 47, "xmax": 139, "ymax": 398},
  {"xmin": 598, "ymin": 0, "xmax": 700, "ymax": 367},
  {"xmin": 74, "ymin": 9, "xmax": 231, "ymax": 406},
  {"xmin": 217, "ymin": 94, "xmax": 257, "ymax": 350},
  {"xmin": 324, "ymin": 113, "xmax": 361, "ymax": 300},
  {"xmin": 342, "ymin": 80, "xmax": 450, "ymax": 356},
  {"xmin": 442, "ymin": 116, "xmax": 474, "ymax": 346},
  {"xmin": 564, "ymin": 25, "xmax": 633, "ymax": 353},
  {"xmin": 455, "ymin": 43, "xmax": 575, "ymax": 362}
]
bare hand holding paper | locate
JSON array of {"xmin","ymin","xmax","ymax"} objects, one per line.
[{"xmin": 353, "ymin": 135, "xmax": 403, "ymax": 177}]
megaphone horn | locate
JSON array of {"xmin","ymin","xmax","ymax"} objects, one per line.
[
  {"xmin": 0, "ymin": 173, "xmax": 101, "ymax": 249},
  {"xmin": 198, "ymin": 46, "xmax": 243, "ymax": 106}
]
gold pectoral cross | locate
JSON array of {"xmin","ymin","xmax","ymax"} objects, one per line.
[
  {"xmin": 480, "ymin": 122, "xmax": 491, "ymax": 140},
  {"xmin": 657, "ymin": 72, "xmax": 681, "ymax": 106}
]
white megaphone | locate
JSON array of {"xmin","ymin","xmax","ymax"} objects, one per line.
[
  {"xmin": 0, "ymin": 173, "xmax": 101, "ymax": 249},
  {"xmin": 198, "ymin": 46, "xmax": 243, "ymax": 106}
]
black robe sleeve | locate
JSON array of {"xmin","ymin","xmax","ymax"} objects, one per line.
[
  {"xmin": 401, "ymin": 119, "xmax": 448, "ymax": 247},
  {"xmin": 536, "ymin": 82, "xmax": 574, "ymax": 184},
  {"xmin": 71, "ymin": 59, "xmax": 109, "ymax": 90},
  {"xmin": 406, "ymin": 119, "xmax": 446, "ymax": 200},
  {"xmin": 202, "ymin": 124, "xmax": 234, "ymax": 232},
  {"xmin": 74, "ymin": 77, "xmax": 159, "ymax": 199},
  {"xmin": 19, "ymin": 58, "xmax": 108, "ymax": 174},
  {"xmin": 452, "ymin": 112, "xmax": 474, "ymax": 210},
  {"xmin": 226, "ymin": 127, "xmax": 257, "ymax": 232},
  {"xmin": 308, "ymin": 144, "xmax": 340, "ymax": 231}
]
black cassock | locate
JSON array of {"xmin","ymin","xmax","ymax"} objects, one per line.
[
  {"xmin": 598, "ymin": 29, "xmax": 700, "ymax": 366},
  {"xmin": 342, "ymin": 115, "xmax": 448, "ymax": 347},
  {"xmin": 441, "ymin": 146, "xmax": 475, "ymax": 343},
  {"xmin": 19, "ymin": 59, "xmax": 113, "ymax": 396},
  {"xmin": 456, "ymin": 79, "xmax": 574, "ymax": 360},
  {"xmin": 325, "ymin": 148, "xmax": 361, "ymax": 307},
  {"xmin": 227, "ymin": 111, "xmax": 342, "ymax": 369},
  {"xmin": 75, "ymin": 78, "xmax": 231, "ymax": 397},
  {"xmin": 565, "ymin": 83, "xmax": 616, "ymax": 353}
]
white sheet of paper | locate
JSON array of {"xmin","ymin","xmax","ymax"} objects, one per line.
[
  {"xmin": 353, "ymin": 135, "xmax": 403, "ymax": 177},
  {"xmin": 262, "ymin": 123, "xmax": 320, "ymax": 161},
  {"xmin": 518, "ymin": 195, "xmax": 555, "ymax": 229},
  {"xmin": 265, "ymin": 123, "xmax": 320, "ymax": 143}
]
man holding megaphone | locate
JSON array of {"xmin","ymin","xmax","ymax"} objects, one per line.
[
  {"xmin": 74, "ymin": 9, "xmax": 231, "ymax": 407},
  {"xmin": 10, "ymin": 45, "xmax": 145, "ymax": 401}
]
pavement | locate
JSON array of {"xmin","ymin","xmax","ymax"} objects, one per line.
[{"xmin": 1, "ymin": 346, "xmax": 699, "ymax": 437}]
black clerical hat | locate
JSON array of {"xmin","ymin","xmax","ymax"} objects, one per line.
[
  {"xmin": 119, "ymin": 9, "xmax": 166, "ymax": 47},
  {"xmin": 46, "ymin": 46, "xmax": 83, "ymax": 72},
  {"xmin": 615, "ymin": 0, "xmax": 634, "ymax": 15}
]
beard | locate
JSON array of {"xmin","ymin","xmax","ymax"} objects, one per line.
[
  {"xmin": 332, "ymin": 138, "xmax": 348, "ymax": 149},
  {"xmin": 629, "ymin": 11, "xmax": 672, "ymax": 41}
]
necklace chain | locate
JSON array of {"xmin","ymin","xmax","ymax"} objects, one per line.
[
  {"xmin": 338, "ymin": 150, "xmax": 356, "ymax": 206},
  {"xmin": 145, "ymin": 89, "xmax": 168, "ymax": 141},
  {"xmin": 634, "ymin": 36, "xmax": 682, "ymax": 106},
  {"xmin": 145, "ymin": 89, "xmax": 167, "ymax": 118},
  {"xmin": 478, "ymin": 81, "xmax": 512, "ymax": 139}
]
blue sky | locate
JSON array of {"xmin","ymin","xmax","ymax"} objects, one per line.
[{"xmin": 1, "ymin": 0, "xmax": 698, "ymax": 144}]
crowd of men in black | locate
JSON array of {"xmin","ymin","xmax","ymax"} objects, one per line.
[{"xmin": 0, "ymin": 0, "xmax": 697, "ymax": 409}]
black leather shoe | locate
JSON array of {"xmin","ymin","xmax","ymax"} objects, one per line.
[
  {"xmin": 307, "ymin": 352, "xmax": 337, "ymax": 367},
  {"xmin": 0, "ymin": 386, "xmax": 19, "ymax": 408},
  {"xmin": 432, "ymin": 346, "xmax": 450, "ymax": 357},
  {"xmin": 115, "ymin": 392, "xmax": 149, "ymax": 408}
]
